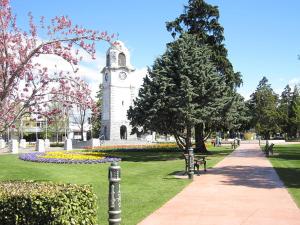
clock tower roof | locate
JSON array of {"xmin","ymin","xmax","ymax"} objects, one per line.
[{"xmin": 102, "ymin": 40, "xmax": 135, "ymax": 73}]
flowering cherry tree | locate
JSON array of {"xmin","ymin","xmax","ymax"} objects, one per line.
[{"xmin": 0, "ymin": 0, "xmax": 115, "ymax": 133}]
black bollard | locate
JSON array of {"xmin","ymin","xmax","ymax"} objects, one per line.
[
  {"xmin": 188, "ymin": 147, "xmax": 194, "ymax": 180},
  {"xmin": 108, "ymin": 162, "xmax": 121, "ymax": 225}
]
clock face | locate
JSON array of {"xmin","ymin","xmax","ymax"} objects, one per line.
[{"xmin": 119, "ymin": 71, "xmax": 127, "ymax": 80}]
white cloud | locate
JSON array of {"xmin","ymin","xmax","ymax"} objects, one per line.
[
  {"xmin": 130, "ymin": 67, "xmax": 148, "ymax": 98},
  {"xmin": 131, "ymin": 67, "xmax": 148, "ymax": 87},
  {"xmin": 274, "ymin": 88, "xmax": 284, "ymax": 96},
  {"xmin": 237, "ymin": 89, "xmax": 251, "ymax": 100},
  {"xmin": 34, "ymin": 52, "xmax": 106, "ymax": 99},
  {"xmin": 288, "ymin": 78, "xmax": 300, "ymax": 88}
]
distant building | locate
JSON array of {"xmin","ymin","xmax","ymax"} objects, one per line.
[{"xmin": 13, "ymin": 112, "xmax": 92, "ymax": 142}]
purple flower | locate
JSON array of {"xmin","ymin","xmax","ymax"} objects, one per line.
[{"xmin": 19, "ymin": 152, "xmax": 121, "ymax": 164}]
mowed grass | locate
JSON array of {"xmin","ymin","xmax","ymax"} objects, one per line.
[
  {"xmin": 269, "ymin": 144, "xmax": 300, "ymax": 207},
  {"xmin": 0, "ymin": 146, "xmax": 232, "ymax": 225}
]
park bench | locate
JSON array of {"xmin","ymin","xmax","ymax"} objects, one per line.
[
  {"xmin": 231, "ymin": 141, "xmax": 237, "ymax": 150},
  {"xmin": 183, "ymin": 154, "xmax": 207, "ymax": 176},
  {"xmin": 231, "ymin": 139, "xmax": 241, "ymax": 149},
  {"xmin": 264, "ymin": 143, "xmax": 275, "ymax": 157}
]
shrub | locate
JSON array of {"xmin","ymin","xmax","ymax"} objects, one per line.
[
  {"xmin": 50, "ymin": 143, "xmax": 64, "ymax": 147},
  {"xmin": 0, "ymin": 181, "xmax": 97, "ymax": 225},
  {"xmin": 244, "ymin": 132, "xmax": 254, "ymax": 140}
]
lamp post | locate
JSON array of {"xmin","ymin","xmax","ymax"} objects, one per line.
[
  {"xmin": 108, "ymin": 162, "xmax": 121, "ymax": 225},
  {"xmin": 188, "ymin": 147, "xmax": 194, "ymax": 180}
]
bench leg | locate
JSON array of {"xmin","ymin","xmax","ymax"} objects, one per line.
[
  {"xmin": 194, "ymin": 164, "xmax": 200, "ymax": 176},
  {"xmin": 204, "ymin": 161, "xmax": 207, "ymax": 172}
]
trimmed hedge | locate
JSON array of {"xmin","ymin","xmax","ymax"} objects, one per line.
[
  {"xmin": 0, "ymin": 181, "xmax": 97, "ymax": 225},
  {"xmin": 50, "ymin": 143, "xmax": 64, "ymax": 147}
]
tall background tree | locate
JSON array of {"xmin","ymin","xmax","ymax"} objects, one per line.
[
  {"xmin": 278, "ymin": 85, "xmax": 292, "ymax": 137},
  {"xmin": 218, "ymin": 93, "xmax": 249, "ymax": 137},
  {"xmin": 248, "ymin": 77, "xmax": 280, "ymax": 139},
  {"xmin": 0, "ymin": 0, "xmax": 114, "ymax": 133},
  {"xmin": 165, "ymin": 0, "xmax": 244, "ymax": 151},
  {"xmin": 289, "ymin": 85, "xmax": 300, "ymax": 138}
]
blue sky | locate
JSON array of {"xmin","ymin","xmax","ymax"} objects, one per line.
[{"xmin": 11, "ymin": 0, "xmax": 300, "ymax": 99}]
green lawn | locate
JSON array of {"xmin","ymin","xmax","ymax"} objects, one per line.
[
  {"xmin": 0, "ymin": 147, "xmax": 232, "ymax": 225},
  {"xmin": 269, "ymin": 144, "xmax": 300, "ymax": 208}
]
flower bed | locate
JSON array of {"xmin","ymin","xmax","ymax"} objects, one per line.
[
  {"xmin": 85, "ymin": 143, "xmax": 179, "ymax": 150},
  {"xmin": 19, "ymin": 151, "xmax": 121, "ymax": 164},
  {"xmin": 84, "ymin": 142, "xmax": 211, "ymax": 151}
]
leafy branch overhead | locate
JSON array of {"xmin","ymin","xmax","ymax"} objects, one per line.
[{"xmin": 0, "ymin": 0, "xmax": 115, "ymax": 133}]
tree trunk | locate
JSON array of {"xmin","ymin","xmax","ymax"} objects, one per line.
[
  {"xmin": 81, "ymin": 124, "xmax": 84, "ymax": 141},
  {"xmin": 195, "ymin": 123, "xmax": 208, "ymax": 153},
  {"xmin": 186, "ymin": 125, "xmax": 192, "ymax": 152}
]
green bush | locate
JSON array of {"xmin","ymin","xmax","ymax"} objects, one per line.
[
  {"xmin": 0, "ymin": 181, "xmax": 97, "ymax": 225},
  {"xmin": 50, "ymin": 143, "xmax": 64, "ymax": 147},
  {"xmin": 244, "ymin": 132, "xmax": 254, "ymax": 140}
]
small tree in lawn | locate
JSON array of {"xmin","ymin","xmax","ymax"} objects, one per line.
[
  {"xmin": 0, "ymin": 0, "xmax": 115, "ymax": 133},
  {"xmin": 91, "ymin": 83, "xmax": 102, "ymax": 138},
  {"xmin": 68, "ymin": 78, "xmax": 96, "ymax": 141},
  {"xmin": 46, "ymin": 103, "xmax": 67, "ymax": 143},
  {"xmin": 128, "ymin": 33, "xmax": 228, "ymax": 152}
]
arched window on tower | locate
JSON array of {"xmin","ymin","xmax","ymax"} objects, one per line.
[
  {"xmin": 106, "ymin": 54, "xmax": 110, "ymax": 67},
  {"xmin": 118, "ymin": 53, "xmax": 126, "ymax": 67}
]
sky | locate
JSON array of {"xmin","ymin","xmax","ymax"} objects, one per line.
[{"xmin": 10, "ymin": 0, "xmax": 300, "ymax": 99}]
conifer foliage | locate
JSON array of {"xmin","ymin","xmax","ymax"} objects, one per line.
[
  {"xmin": 289, "ymin": 86, "xmax": 300, "ymax": 137},
  {"xmin": 248, "ymin": 77, "xmax": 280, "ymax": 139},
  {"xmin": 128, "ymin": 34, "xmax": 229, "ymax": 151}
]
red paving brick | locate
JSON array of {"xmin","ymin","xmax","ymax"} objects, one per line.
[{"xmin": 138, "ymin": 144, "xmax": 300, "ymax": 225}]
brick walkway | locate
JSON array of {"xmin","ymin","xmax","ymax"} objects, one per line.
[{"xmin": 138, "ymin": 144, "xmax": 300, "ymax": 225}]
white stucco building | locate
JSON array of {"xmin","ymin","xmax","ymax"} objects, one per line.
[{"xmin": 101, "ymin": 41, "xmax": 143, "ymax": 140}]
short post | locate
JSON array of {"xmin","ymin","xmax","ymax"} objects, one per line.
[
  {"xmin": 108, "ymin": 162, "xmax": 121, "ymax": 225},
  {"xmin": 10, "ymin": 139, "xmax": 19, "ymax": 154},
  {"xmin": 36, "ymin": 139, "xmax": 45, "ymax": 152},
  {"xmin": 64, "ymin": 138, "xmax": 72, "ymax": 151},
  {"xmin": 188, "ymin": 147, "xmax": 194, "ymax": 180}
]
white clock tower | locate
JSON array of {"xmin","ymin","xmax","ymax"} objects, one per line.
[{"xmin": 101, "ymin": 41, "xmax": 137, "ymax": 140}]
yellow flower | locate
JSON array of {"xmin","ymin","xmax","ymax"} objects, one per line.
[{"xmin": 38, "ymin": 151, "xmax": 105, "ymax": 160}]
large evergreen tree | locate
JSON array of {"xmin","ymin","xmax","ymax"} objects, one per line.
[
  {"xmin": 166, "ymin": 0, "xmax": 242, "ymax": 88},
  {"xmin": 166, "ymin": 0, "xmax": 243, "ymax": 150},
  {"xmin": 248, "ymin": 77, "xmax": 280, "ymax": 139},
  {"xmin": 128, "ymin": 33, "xmax": 229, "ymax": 152}
]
